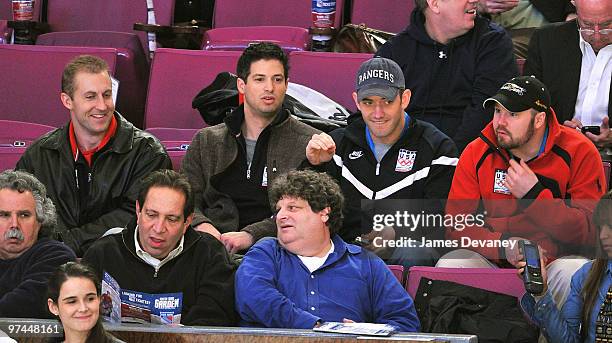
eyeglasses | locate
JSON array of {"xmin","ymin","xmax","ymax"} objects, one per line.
[
  {"xmin": 577, "ymin": 21, "xmax": 612, "ymax": 35},
  {"xmin": 579, "ymin": 28, "xmax": 612, "ymax": 35}
]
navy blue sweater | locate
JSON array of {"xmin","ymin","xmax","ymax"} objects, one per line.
[
  {"xmin": 376, "ymin": 9, "xmax": 518, "ymax": 151},
  {"xmin": 0, "ymin": 239, "xmax": 76, "ymax": 318}
]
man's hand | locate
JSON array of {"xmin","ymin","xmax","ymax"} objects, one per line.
[
  {"xmin": 194, "ymin": 223, "xmax": 222, "ymax": 240},
  {"xmin": 504, "ymin": 236, "xmax": 525, "ymax": 266},
  {"xmin": 563, "ymin": 118, "xmax": 583, "ymax": 130},
  {"xmin": 477, "ymin": 0, "xmax": 518, "ymax": 14},
  {"xmin": 220, "ymin": 231, "xmax": 254, "ymax": 254},
  {"xmin": 306, "ymin": 133, "xmax": 336, "ymax": 166},
  {"xmin": 505, "ymin": 159, "xmax": 539, "ymax": 199},
  {"xmin": 585, "ymin": 117, "xmax": 612, "ymax": 149},
  {"xmin": 508, "ymin": 238, "xmax": 548, "ymax": 268},
  {"xmin": 361, "ymin": 226, "xmax": 396, "ymax": 260}
]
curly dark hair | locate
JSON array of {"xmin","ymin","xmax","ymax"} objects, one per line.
[
  {"xmin": 269, "ymin": 170, "xmax": 344, "ymax": 234},
  {"xmin": 236, "ymin": 42, "xmax": 289, "ymax": 83}
]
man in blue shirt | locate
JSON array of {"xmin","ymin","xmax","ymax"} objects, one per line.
[{"xmin": 235, "ymin": 170, "xmax": 420, "ymax": 331}]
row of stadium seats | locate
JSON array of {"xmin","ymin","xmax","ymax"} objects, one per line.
[
  {"xmin": 0, "ymin": 44, "xmax": 372, "ymax": 127},
  {"xmin": 0, "ymin": 0, "xmax": 415, "ymax": 40},
  {"xmin": 0, "ymin": 44, "xmax": 372, "ymax": 170}
]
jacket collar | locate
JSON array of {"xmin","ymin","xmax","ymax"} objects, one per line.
[
  {"xmin": 317, "ymin": 234, "xmax": 362, "ymax": 270},
  {"xmin": 40, "ymin": 112, "xmax": 136, "ymax": 154},
  {"xmin": 479, "ymin": 107, "xmax": 563, "ymax": 161},
  {"xmin": 224, "ymin": 104, "xmax": 290, "ymax": 136}
]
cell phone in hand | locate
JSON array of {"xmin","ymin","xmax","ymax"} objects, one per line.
[
  {"xmin": 519, "ymin": 240, "xmax": 544, "ymax": 295},
  {"xmin": 581, "ymin": 126, "xmax": 601, "ymax": 135}
]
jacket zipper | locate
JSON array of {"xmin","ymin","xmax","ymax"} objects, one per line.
[
  {"xmin": 376, "ymin": 162, "xmax": 380, "ymax": 176},
  {"xmin": 247, "ymin": 162, "xmax": 251, "ymax": 179}
]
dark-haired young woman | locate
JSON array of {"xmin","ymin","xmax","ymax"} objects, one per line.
[
  {"xmin": 47, "ymin": 262, "xmax": 124, "ymax": 343},
  {"xmin": 519, "ymin": 191, "xmax": 612, "ymax": 342}
]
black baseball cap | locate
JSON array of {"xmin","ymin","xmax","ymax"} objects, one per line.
[
  {"xmin": 483, "ymin": 75, "xmax": 551, "ymax": 115},
  {"xmin": 355, "ymin": 57, "xmax": 405, "ymax": 102}
]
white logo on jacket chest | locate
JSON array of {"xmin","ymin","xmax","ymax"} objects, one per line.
[
  {"xmin": 349, "ymin": 150, "xmax": 364, "ymax": 160},
  {"xmin": 395, "ymin": 149, "xmax": 417, "ymax": 172},
  {"xmin": 493, "ymin": 169, "xmax": 511, "ymax": 195}
]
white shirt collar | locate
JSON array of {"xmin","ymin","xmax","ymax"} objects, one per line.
[
  {"xmin": 297, "ymin": 240, "xmax": 335, "ymax": 273},
  {"xmin": 134, "ymin": 225, "xmax": 185, "ymax": 269},
  {"xmin": 578, "ymin": 31, "xmax": 594, "ymax": 56},
  {"xmin": 573, "ymin": 31, "xmax": 611, "ymax": 127}
]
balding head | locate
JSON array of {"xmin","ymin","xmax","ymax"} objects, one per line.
[{"xmin": 574, "ymin": 0, "xmax": 611, "ymax": 52}]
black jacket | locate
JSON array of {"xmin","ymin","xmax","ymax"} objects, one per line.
[
  {"xmin": 16, "ymin": 113, "xmax": 172, "ymax": 256},
  {"xmin": 318, "ymin": 115, "xmax": 458, "ymax": 241},
  {"xmin": 414, "ymin": 278, "xmax": 538, "ymax": 342},
  {"xmin": 376, "ymin": 9, "xmax": 518, "ymax": 151},
  {"xmin": 524, "ymin": 19, "xmax": 612, "ymax": 124},
  {"xmin": 181, "ymin": 105, "xmax": 320, "ymax": 241},
  {"xmin": 82, "ymin": 219, "xmax": 237, "ymax": 326}
]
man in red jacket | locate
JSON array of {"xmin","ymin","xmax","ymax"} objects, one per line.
[{"xmin": 440, "ymin": 76, "xmax": 606, "ymax": 305}]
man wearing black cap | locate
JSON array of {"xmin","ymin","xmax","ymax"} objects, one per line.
[
  {"xmin": 305, "ymin": 57, "xmax": 458, "ymax": 269},
  {"xmin": 442, "ymin": 76, "xmax": 605, "ymax": 278}
]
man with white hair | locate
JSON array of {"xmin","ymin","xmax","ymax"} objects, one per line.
[
  {"xmin": 524, "ymin": 0, "xmax": 611, "ymax": 160},
  {"xmin": 0, "ymin": 170, "xmax": 75, "ymax": 318}
]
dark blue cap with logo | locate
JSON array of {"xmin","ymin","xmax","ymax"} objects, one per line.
[{"xmin": 355, "ymin": 57, "xmax": 405, "ymax": 102}]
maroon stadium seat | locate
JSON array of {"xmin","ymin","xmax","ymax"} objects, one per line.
[
  {"xmin": 146, "ymin": 128, "xmax": 199, "ymax": 171},
  {"xmin": 289, "ymin": 51, "xmax": 373, "ymax": 113},
  {"xmin": 45, "ymin": 0, "xmax": 174, "ymax": 56},
  {"xmin": 0, "ymin": 45, "xmax": 117, "ymax": 127},
  {"xmin": 203, "ymin": 26, "xmax": 309, "ymax": 54},
  {"xmin": 37, "ymin": 31, "xmax": 149, "ymax": 128},
  {"xmin": 144, "ymin": 48, "xmax": 241, "ymax": 130},
  {"xmin": 387, "ymin": 265, "xmax": 405, "ymax": 284},
  {"xmin": 351, "ymin": 0, "xmax": 414, "ymax": 33},
  {"xmin": 0, "ymin": 19, "xmax": 8, "ymax": 43},
  {"xmin": 0, "ymin": 120, "xmax": 55, "ymax": 171},
  {"xmin": 213, "ymin": 0, "xmax": 345, "ymax": 29},
  {"xmin": 407, "ymin": 267, "xmax": 526, "ymax": 299}
]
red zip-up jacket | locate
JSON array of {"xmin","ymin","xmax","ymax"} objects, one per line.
[{"xmin": 446, "ymin": 109, "xmax": 606, "ymax": 262}]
